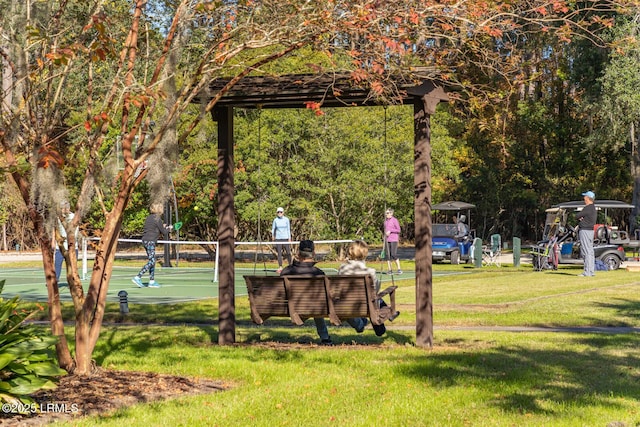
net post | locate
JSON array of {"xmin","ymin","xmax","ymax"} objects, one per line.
[
  {"xmin": 82, "ymin": 237, "xmax": 87, "ymax": 280},
  {"xmin": 214, "ymin": 241, "xmax": 219, "ymax": 282}
]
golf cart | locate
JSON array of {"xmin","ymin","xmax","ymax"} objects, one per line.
[
  {"xmin": 431, "ymin": 201, "xmax": 475, "ymax": 264},
  {"xmin": 532, "ymin": 200, "xmax": 636, "ymax": 271}
]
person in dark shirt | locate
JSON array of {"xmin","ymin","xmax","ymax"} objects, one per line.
[
  {"xmin": 576, "ymin": 191, "xmax": 597, "ymax": 277},
  {"xmin": 132, "ymin": 203, "xmax": 172, "ymax": 288},
  {"xmin": 280, "ymin": 240, "xmax": 333, "ymax": 345}
]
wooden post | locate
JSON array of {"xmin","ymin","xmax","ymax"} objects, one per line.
[
  {"xmin": 414, "ymin": 98, "xmax": 433, "ymax": 348},
  {"xmin": 216, "ymin": 107, "xmax": 236, "ymax": 344}
]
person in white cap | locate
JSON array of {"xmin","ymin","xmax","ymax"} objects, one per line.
[
  {"xmin": 271, "ymin": 207, "xmax": 292, "ymax": 273},
  {"xmin": 576, "ymin": 190, "xmax": 596, "ymax": 277},
  {"xmin": 454, "ymin": 214, "xmax": 469, "ymax": 241}
]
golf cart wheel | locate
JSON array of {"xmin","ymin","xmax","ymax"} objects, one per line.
[
  {"xmin": 450, "ymin": 250, "xmax": 460, "ymax": 265},
  {"xmin": 600, "ymin": 254, "xmax": 621, "ymax": 270}
]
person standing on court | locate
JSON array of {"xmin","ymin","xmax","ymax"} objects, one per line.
[
  {"xmin": 280, "ymin": 240, "xmax": 333, "ymax": 345},
  {"xmin": 272, "ymin": 207, "xmax": 292, "ymax": 274},
  {"xmin": 132, "ymin": 203, "xmax": 172, "ymax": 288},
  {"xmin": 383, "ymin": 208, "xmax": 402, "ymax": 275},
  {"xmin": 576, "ymin": 191, "xmax": 597, "ymax": 277},
  {"xmin": 52, "ymin": 200, "xmax": 79, "ymax": 283}
]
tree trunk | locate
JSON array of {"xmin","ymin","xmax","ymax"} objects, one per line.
[
  {"xmin": 39, "ymin": 224, "xmax": 75, "ymax": 371},
  {"xmin": 72, "ymin": 186, "xmax": 132, "ymax": 375}
]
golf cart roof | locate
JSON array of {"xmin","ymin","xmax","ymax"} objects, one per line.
[
  {"xmin": 432, "ymin": 201, "xmax": 476, "ymax": 211},
  {"xmin": 553, "ymin": 200, "xmax": 635, "ymax": 210}
]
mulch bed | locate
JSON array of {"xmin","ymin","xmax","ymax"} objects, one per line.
[
  {"xmin": 0, "ymin": 368, "xmax": 228, "ymax": 426},
  {"xmin": 0, "ymin": 342, "xmax": 388, "ymax": 425}
]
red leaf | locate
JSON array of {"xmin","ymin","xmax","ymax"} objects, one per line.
[{"xmin": 410, "ymin": 11, "xmax": 419, "ymax": 25}]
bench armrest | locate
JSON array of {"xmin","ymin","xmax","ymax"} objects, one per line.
[
  {"xmin": 377, "ymin": 285, "xmax": 397, "ymax": 299},
  {"xmin": 371, "ymin": 285, "xmax": 398, "ymax": 325}
]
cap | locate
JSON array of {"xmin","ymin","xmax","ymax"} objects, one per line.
[
  {"xmin": 299, "ymin": 240, "xmax": 314, "ymax": 252},
  {"xmin": 459, "ymin": 215, "xmax": 466, "ymax": 223},
  {"xmin": 582, "ymin": 191, "xmax": 595, "ymax": 200},
  {"xmin": 276, "ymin": 207, "xmax": 284, "ymax": 213}
]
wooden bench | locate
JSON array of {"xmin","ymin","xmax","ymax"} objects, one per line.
[{"xmin": 244, "ymin": 275, "xmax": 398, "ymax": 327}]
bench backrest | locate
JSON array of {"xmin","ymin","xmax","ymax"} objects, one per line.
[
  {"xmin": 244, "ymin": 274, "xmax": 379, "ymax": 326},
  {"xmin": 327, "ymin": 275, "xmax": 373, "ymax": 320},
  {"xmin": 243, "ymin": 275, "xmax": 290, "ymax": 320}
]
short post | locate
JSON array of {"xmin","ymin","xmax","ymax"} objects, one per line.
[
  {"xmin": 81, "ymin": 237, "xmax": 88, "ymax": 280},
  {"xmin": 118, "ymin": 290, "xmax": 129, "ymax": 315},
  {"xmin": 513, "ymin": 237, "xmax": 521, "ymax": 267},
  {"xmin": 473, "ymin": 238, "xmax": 483, "ymax": 268}
]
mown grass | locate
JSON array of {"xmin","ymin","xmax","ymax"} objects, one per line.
[
  {"xmin": 65, "ymin": 328, "xmax": 640, "ymax": 427},
  {"xmin": 15, "ymin": 259, "xmax": 640, "ymax": 426}
]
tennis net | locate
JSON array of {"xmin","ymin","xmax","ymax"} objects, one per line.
[{"xmin": 81, "ymin": 238, "xmax": 354, "ymax": 282}]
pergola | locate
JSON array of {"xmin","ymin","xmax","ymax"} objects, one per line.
[{"xmin": 207, "ymin": 73, "xmax": 448, "ymax": 347}]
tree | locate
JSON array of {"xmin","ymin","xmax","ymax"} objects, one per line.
[
  {"xmin": 1, "ymin": 0, "xmax": 632, "ymax": 374},
  {"xmin": 0, "ymin": 0, "xmax": 343, "ymax": 374},
  {"xmin": 585, "ymin": 15, "xmax": 640, "ymax": 230}
]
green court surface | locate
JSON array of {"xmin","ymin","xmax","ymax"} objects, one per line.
[
  {"xmin": 0, "ymin": 264, "xmax": 421, "ymax": 305},
  {"xmin": 0, "ymin": 265, "xmax": 246, "ymax": 305}
]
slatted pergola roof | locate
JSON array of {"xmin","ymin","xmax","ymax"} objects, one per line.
[{"xmin": 206, "ymin": 72, "xmax": 445, "ymax": 109}]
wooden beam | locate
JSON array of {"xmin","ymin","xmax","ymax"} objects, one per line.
[{"xmin": 207, "ymin": 74, "xmax": 448, "ymax": 109}]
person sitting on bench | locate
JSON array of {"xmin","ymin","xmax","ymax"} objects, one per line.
[
  {"xmin": 280, "ymin": 240, "xmax": 333, "ymax": 346},
  {"xmin": 338, "ymin": 240, "xmax": 387, "ymax": 336}
]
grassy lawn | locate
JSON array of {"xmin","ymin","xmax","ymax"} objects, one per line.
[{"xmin": 18, "ymin": 261, "xmax": 640, "ymax": 425}]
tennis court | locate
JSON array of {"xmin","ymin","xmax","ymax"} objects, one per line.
[
  {"xmin": 1, "ymin": 237, "xmax": 482, "ymax": 305},
  {"xmin": 0, "ymin": 263, "xmax": 256, "ymax": 305},
  {"xmin": 0, "ymin": 260, "xmax": 426, "ymax": 306}
]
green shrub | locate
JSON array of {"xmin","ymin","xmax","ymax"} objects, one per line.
[{"xmin": 0, "ymin": 280, "xmax": 66, "ymax": 409}]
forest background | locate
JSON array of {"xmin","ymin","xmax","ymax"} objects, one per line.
[{"xmin": 2, "ymin": 1, "xmax": 640, "ymax": 252}]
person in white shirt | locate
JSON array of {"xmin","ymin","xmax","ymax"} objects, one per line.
[
  {"xmin": 52, "ymin": 200, "xmax": 79, "ymax": 283},
  {"xmin": 271, "ymin": 207, "xmax": 292, "ymax": 273},
  {"xmin": 454, "ymin": 215, "xmax": 469, "ymax": 241},
  {"xmin": 338, "ymin": 240, "xmax": 388, "ymax": 336}
]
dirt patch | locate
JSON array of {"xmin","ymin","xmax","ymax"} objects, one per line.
[{"xmin": 0, "ymin": 368, "xmax": 228, "ymax": 426}]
